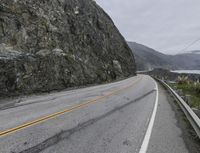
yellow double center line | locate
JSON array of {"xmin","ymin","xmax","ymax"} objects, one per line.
[{"xmin": 0, "ymin": 76, "xmax": 142, "ymax": 137}]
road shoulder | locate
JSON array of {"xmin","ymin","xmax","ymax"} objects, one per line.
[{"xmin": 148, "ymin": 83, "xmax": 191, "ymax": 153}]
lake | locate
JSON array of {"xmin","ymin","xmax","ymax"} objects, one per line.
[{"xmin": 171, "ymin": 70, "xmax": 200, "ymax": 74}]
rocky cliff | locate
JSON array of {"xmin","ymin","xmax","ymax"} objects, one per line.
[{"xmin": 0, "ymin": 0, "xmax": 136, "ymax": 97}]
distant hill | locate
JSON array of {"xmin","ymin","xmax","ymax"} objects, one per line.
[
  {"xmin": 128, "ymin": 42, "xmax": 200, "ymax": 71},
  {"xmin": 191, "ymin": 50, "xmax": 200, "ymax": 54}
]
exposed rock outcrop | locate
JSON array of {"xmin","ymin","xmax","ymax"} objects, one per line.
[{"xmin": 0, "ymin": 0, "xmax": 136, "ymax": 97}]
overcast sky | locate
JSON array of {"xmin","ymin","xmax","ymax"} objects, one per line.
[{"xmin": 96, "ymin": 0, "xmax": 200, "ymax": 54}]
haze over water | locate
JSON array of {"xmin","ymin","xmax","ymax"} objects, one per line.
[{"xmin": 172, "ymin": 70, "xmax": 200, "ymax": 74}]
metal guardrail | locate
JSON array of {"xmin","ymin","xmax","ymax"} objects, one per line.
[{"xmin": 156, "ymin": 78, "xmax": 200, "ymax": 139}]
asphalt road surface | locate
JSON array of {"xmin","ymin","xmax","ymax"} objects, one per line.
[{"xmin": 0, "ymin": 75, "xmax": 198, "ymax": 153}]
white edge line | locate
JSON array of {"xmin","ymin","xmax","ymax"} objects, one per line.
[{"xmin": 138, "ymin": 78, "xmax": 159, "ymax": 153}]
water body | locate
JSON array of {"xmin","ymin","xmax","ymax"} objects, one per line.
[{"xmin": 171, "ymin": 70, "xmax": 200, "ymax": 74}]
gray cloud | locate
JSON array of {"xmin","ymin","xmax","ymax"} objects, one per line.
[{"xmin": 96, "ymin": 0, "xmax": 200, "ymax": 54}]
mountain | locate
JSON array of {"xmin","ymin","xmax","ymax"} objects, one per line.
[
  {"xmin": 0, "ymin": 0, "xmax": 136, "ymax": 97},
  {"xmin": 172, "ymin": 52, "xmax": 200, "ymax": 70},
  {"xmin": 128, "ymin": 42, "xmax": 200, "ymax": 71},
  {"xmin": 191, "ymin": 50, "xmax": 200, "ymax": 54},
  {"xmin": 127, "ymin": 42, "xmax": 174, "ymax": 70}
]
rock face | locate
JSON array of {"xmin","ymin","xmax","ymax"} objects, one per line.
[{"xmin": 0, "ymin": 0, "xmax": 136, "ymax": 97}]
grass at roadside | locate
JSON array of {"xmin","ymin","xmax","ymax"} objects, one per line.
[{"xmin": 173, "ymin": 83, "xmax": 200, "ymax": 109}]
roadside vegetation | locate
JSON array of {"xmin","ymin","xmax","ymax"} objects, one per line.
[{"xmin": 172, "ymin": 76, "xmax": 200, "ymax": 109}]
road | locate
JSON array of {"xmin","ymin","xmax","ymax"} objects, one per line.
[{"xmin": 0, "ymin": 75, "xmax": 197, "ymax": 153}]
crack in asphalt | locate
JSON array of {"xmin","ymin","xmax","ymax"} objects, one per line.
[{"xmin": 19, "ymin": 90, "xmax": 155, "ymax": 153}]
